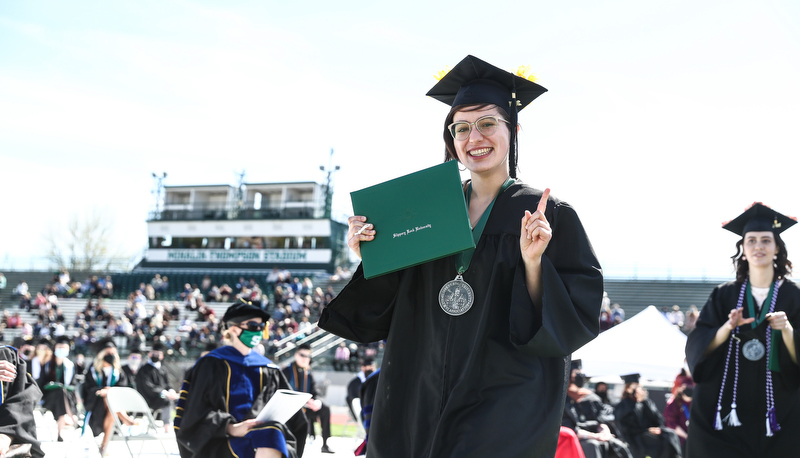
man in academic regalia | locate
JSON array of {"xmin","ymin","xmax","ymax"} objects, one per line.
[
  {"xmin": 135, "ymin": 342, "xmax": 178, "ymax": 432},
  {"xmin": 0, "ymin": 345, "xmax": 44, "ymax": 457},
  {"xmin": 175, "ymin": 299, "xmax": 307, "ymax": 458}
]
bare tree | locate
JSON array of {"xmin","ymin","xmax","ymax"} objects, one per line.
[{"xmin": 44, "ymin": 211, "xmax": 131, "ymax": 271}]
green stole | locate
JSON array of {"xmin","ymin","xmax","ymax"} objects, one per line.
[
  {"xmin": 746, "ymin": 282, "xmax": 781, "ymax": 372},
  {"xmin": 456, "ymin": 177, "xmax": 515, "ymax": 274}
]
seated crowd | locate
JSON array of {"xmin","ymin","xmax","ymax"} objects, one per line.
[{"xmin": 561, "ymin": 361, "xmax": 692, "ymax": 458}]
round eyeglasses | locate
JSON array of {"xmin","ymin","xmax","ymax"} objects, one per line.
[{"xmin": 448, "ymin": 115, "xmax": 510, "ymax": 141}]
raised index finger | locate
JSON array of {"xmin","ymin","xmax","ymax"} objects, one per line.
[{"xmin": 537, "ymin": 188, "xmax": 551, "ymax": 214}]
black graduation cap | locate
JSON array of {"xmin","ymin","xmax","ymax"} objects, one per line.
[
  {"xmin": 151, "ymin": 341, "xmax": 167, "ymax": 352},
  {"xmin": 94, "ymin": 336, "xmax": 116, "ymax": 352},
  {"xmin": 36, "ymin": 336, "xmax": 54, "ymax": 349},
  {"xmin": 426, "ymin": 55, "xmax": 548, "ymax": 179},
  {"xmin": 621, "ymin": 373, "xmax": 640, "ymax": 384},
  {"xmin": 570, "ymin": 359, "xmax": 582, "ymax": 371},
  {"xmin": 54, "ymin": 335, "xmax": 72, "ymax": 346},
  {"xmin": 426, "ymin": 55, "xmax": 547, "ymax": 115},
  {"xmin": 722, "ymin": 202, "xmax": 797, "ymax": 237},
  {"xmin": 222, "ymin": 298, "xmax": 270, "ymax": 325}
]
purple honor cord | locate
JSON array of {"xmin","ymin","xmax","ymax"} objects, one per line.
[{"xmin": 714, "ymin": 279, "xmax": 781, "ymax": 436}]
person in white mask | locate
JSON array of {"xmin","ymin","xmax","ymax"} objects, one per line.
[
  {"xmin": 135, "ymin": 341, "xmax": 178, "ymax": 432},
  {"xmin": 34, "ymin": 336, "xmax": 78, "ymax": 442}
]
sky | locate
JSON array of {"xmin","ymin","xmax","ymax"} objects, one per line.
[{"xmin": 1, "ymin": 0, "xmax": 799, "ymax": 280}]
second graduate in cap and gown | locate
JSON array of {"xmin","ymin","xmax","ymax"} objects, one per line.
[
  {"xmin": 320, "ymin": 55, "xmax": 603, "ymax": 457},
  {"xmin": 174, "ymin": 299, "xmax": 307, "ymax": 458},
  {"xmin": 685, "ymin": 203, "xmax": 800, "ymax": 457}
]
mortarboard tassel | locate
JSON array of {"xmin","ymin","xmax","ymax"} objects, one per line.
[{"xmin": 714, "ymin": 406, "xmax": 724, "ymax": 430}]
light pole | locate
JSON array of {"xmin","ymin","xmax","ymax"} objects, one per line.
[
  {"xmin": 151, "ymin": 172, "xmax": 167, "ymax": 215},
  {"xmin": 320, "ymin": 148, "xmax": 340, "ymax": 219}
]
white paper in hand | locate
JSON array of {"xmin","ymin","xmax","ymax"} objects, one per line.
[{"xmin": 256, "ymin": 389, "xmax": 313, "ymax": 424}]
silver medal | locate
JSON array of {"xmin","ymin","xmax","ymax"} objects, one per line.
[
  {"xmin": 439, "ymin": 274, "xmax": 475, "ymax": 316},
  {"xmin": 742, "ymin": 339, "xmax": 766, "ymax": 361}
]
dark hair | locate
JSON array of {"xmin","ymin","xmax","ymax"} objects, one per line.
[
  {"xmin": 443, "ymin": 103, "xmax": 512, "ymax": 166},
  {"xmin": 622, "ymin": 382, "xmax": 638, "ymax": 400},
  {"xmin": 731, "ymin": 233, "xmax": 792, "ymax": 283},
  {"xmin": 298, "ymin": 343, "xmax": 312, "ymax": 351}
]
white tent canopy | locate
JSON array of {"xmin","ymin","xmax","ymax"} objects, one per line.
[{"xmin": 572, "ymin": 305, "xmax": 688, "ymax": 381}]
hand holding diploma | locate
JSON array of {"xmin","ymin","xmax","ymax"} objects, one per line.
[{"xmin": 347, "ymin": 215, "xmax": 375, "ymax": 260}]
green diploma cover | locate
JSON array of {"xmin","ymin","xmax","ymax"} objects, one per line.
[{"xmin": 350, "ymin": 161, "xmax": 475, "ymax": 279}]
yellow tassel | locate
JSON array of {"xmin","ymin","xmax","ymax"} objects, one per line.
[
  {"xmin": 515, "ymin": 65, "xmax": 538, "ymax": 82},
  {"xmin": 434, "ymin": 65, "xmax": 451, "ymax": 81}
]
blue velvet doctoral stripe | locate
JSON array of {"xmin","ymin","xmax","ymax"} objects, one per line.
[
  {"xmin": 227, "ymin": 426, "xmax": 289, "ymax": 458},
  {"xmin": 205, "ymin": 346, "xmax": 275, "ymax": 368}
]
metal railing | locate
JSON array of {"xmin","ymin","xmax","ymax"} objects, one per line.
[{"xmin": 148, "ymin": 203, "xmax": 324, "ymax": 222}]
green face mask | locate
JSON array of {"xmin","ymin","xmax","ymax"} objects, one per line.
[{"xmin": 238, "ymin": 329, "xmax": 263, "ymax": 348}]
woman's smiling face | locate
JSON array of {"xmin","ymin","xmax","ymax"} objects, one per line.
[
  {"xmin": 743, "ymin": 231, "xmax": 777, "ymax": 269},
  {"xmin": 452, "ymin": 105, "xmax": 511, "ymax": 177}
]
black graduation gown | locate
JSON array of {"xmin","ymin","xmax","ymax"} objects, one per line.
[
  {"xmin": 174, "ymin": 346, "xmax": 307, "ymax": 458},
  {"xmin": 0, "ymin": 347, "xmax": 44, "ymax": 458},
  {"xmin": 685, "ymin": 280, "xmax": 800, "ymax": 457},
  {"xmin": 135, "ymin": 363, "xmax": 170, "ymax": 410},
  {"xmin": 36, "ymin": 358, "xmax": 78, "ymax": 420},
  {"xmin": 319, "ymin": 184, "xmax": 603, "ymax": 458},
  {"xmin": 346, "ymin": 375, "xmax": 363, "ymax": 421},
  {"xmin": 80, "ymin": 365, "xmax": 130, "ymax": 437},
  {"xmin": 121, "ymin": 365, "xmax": 138, "ymax": 390},
  {"xmin": 616, "ymin": 398, "xmax": 681, "ymax": 458},
  {"xmin": 561, "ymin": 392, "xmax": 632, "ymax": 458}
]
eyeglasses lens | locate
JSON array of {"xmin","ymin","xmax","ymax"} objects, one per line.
[
  {"xmin": 450, "ymin": 117, "xmax": 500, "ymax": 141},
  {"xmin": 297, "ymin": 353, "xmax": 311, "ymax": 358}
]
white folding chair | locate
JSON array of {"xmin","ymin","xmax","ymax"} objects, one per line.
[{"xmin": 105, "ymin": 387, "xmax": 172, "ymax": 457}]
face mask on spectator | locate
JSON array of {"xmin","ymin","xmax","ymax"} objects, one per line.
[
  {"xmin": 54, "ymin": 348, "xmax": 69, "ymax": 359},
  {"xmin": 128, "ymin": 357, "xmax": 141, "ymax": 370}
]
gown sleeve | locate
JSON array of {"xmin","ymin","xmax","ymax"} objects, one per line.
[
  {"xmin": 509, "ymin": 200, "xmax": 604, "ymax": 356},
  {"xmin": 319, "ymin": 265, "xmax": 403, "ymax": 342},
  {"xmin": 686, "ymin": 285, "xmax": 732, "ymax": 383},
  {"xmin": 174, "ymin": 358, "xmax": 236, "ymax": 454},
  {"xmin": 0, "ymin": 347, "xmax": 44, "ymax": 458}
]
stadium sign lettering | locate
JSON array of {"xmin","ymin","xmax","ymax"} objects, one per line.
[{"xmin": 152, "ymin": 249, "xmax": 323, "ymax": 263}]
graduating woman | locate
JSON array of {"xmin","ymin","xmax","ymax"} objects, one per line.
[
  {"xmin": 34, "ymin": 336, "xmax": 78, "ymax": 442},
  {"xmin": 175, "ymin": 300, "xmax": 307, "ymax": 458},
  {"xmin": 320, "ymin": 55, "xmax": 603, "ymax": 457},
  {"xmin": 685, "ymin": 203, "xmax": 800, "ymax": 456},
  {"xmin": 80, "ymin": 338, "xmax": 133, "ymax": 455}
]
